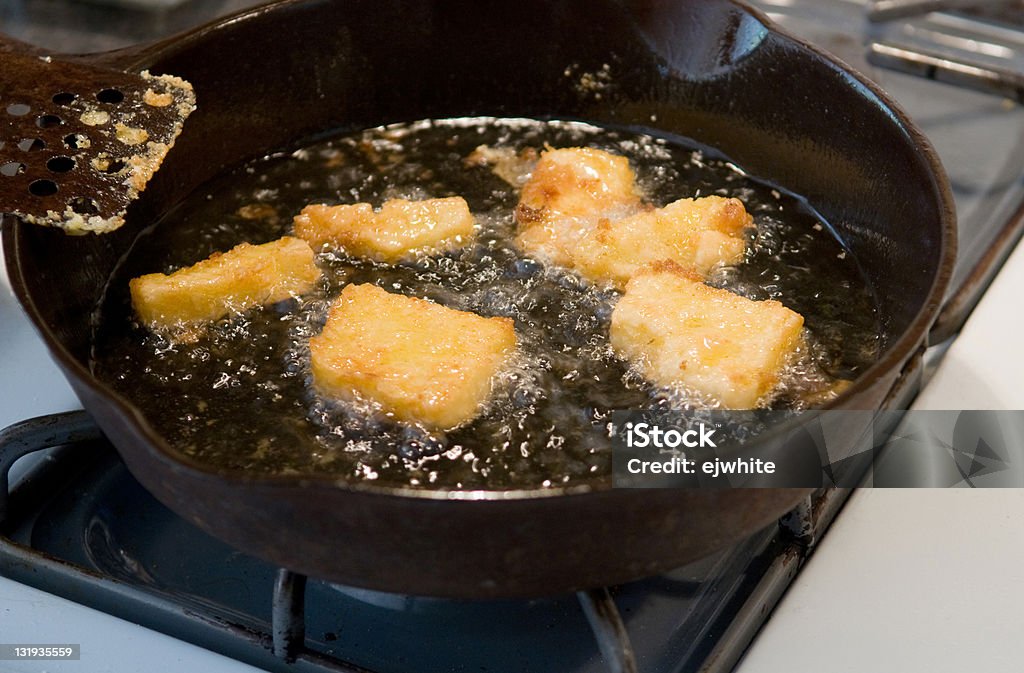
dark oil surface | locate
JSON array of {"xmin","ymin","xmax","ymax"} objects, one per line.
[{"xmin": 90, "ymin": 118, "xmax": 880, "ymax": 490}]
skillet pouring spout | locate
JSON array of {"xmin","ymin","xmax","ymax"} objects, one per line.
[{"xmin": 3, "ymin": 0, "xmax": 955, "ymax": 598}]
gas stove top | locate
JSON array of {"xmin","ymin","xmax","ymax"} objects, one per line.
[{"xmin": 2, "ymin": 1, "xmax": 1024, "ymax": 672}]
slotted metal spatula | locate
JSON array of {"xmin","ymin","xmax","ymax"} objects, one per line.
[{"xmin": 0, "ymin": 36, "xmax": 195, "ymax": 235}]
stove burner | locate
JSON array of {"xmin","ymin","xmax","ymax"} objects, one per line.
[{"xmin": 0, "ymin": 411, "xmax": 824, "ymax": 673}]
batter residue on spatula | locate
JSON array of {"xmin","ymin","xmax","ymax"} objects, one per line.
[{"xmin": 0, "ymin": 45, "xmax": 195, "ymax": 234}]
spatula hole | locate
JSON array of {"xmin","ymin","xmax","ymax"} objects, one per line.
[
  {"xmin": 1, "ymin": 162, "xmax": 25, "ymax": 177},
  {"xmin": 68, "ymin": 196, "xmax": 99, "ymax": 215},
  {"xmin": 36, "ymin": 114, "xmax": 62, "ymax": 129},
  {"xmin": 29, "ymin": 179, "xmax": 58, "ymax": 196},
  {"xmin": 63, "ymin": 133, "xmax": 87, "ymax": 149},
  {"xmin": 97, "ymin": 88, "xmax": 124, "ymax": 104},
  {"xmin": 52, "ymin": 92, "xmax": 77, "ymax": 105},
  {"xmin": 100, "ymin": 159, "xmax": 125, "ymax": 174},
  {"xmin": 47, "ymin": 156, "xmax": 75, "ymax": 173},
  {"xmin": 18, "ymin": 138, "xmax": 45, "ymax": 152},
  {"xmin": 6, "ymin": 103, "xmax": 30, "ymax": 116}
]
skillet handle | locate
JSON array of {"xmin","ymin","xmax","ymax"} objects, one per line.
[
  {"xmin": 0, "ymin": 32, "xmax": 48, "ymax": 57},
  {"xmin": 0, "ymin": 28, "xmax": 160, "ymax": 72},
  {"xmin": 0, "ymin": 0, "xmax": 283, "ymax": 73},
  {"xmin": 62, "ymin": 39, "xmax": 177, "ymax": 73},
  {"xmin": 0, "ymin": 21, "xmax": 194, "ymax": 73}
]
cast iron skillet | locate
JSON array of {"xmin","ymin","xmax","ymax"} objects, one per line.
[{"xmin": 3, "ymin": 0, "xmax": 955, "ymax": 598}]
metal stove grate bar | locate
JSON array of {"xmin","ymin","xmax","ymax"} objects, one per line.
[
  {"xmin": 867, "ymin": 0, "xmax": 1024, "ymax": 101},
  {"xmin": 578, "ymin": 588, "xmax": 639, "ymax": 673},
  {"xmin": 867, "ymin": 0, "xmax": 1020, "ymax": 23},
  {"xmin": 0, "ymin": 410, "xmax": 102, "ymax": 521}
]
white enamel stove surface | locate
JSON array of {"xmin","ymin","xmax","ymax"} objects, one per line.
[
  {"xmin": 733, "ymin": 2, "xmax": 1024, "ymax": 670},
  {"xmin": 736, "ymin": 237, "xmax": 1024, "ymax": 673}
]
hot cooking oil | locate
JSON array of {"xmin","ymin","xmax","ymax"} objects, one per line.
[{"xmin": 90, "ymin": 118, "xmax": 880, "ymax": 489}]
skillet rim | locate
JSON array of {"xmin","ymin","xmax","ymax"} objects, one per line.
[{"xmin": 3, "ymin": 0, "xmax": 957, "ymax": 501}]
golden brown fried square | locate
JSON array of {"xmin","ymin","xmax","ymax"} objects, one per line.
[
  {"xmin": 514, "ymin": 147, "xmax": 750, "ymax": 286},
  {"xmin": 610, "ymin": 264, "xmax": 803, "ymax": 408},
  {"xmin": 130, "ymin": 236, "xmax": 320, "ymax": 336},
  {"xmin": 310, "ymin": 284, "xmax": 517, "ymax": 429},
  {"xmin": 515, "ymin": 147, "xmax": 640, "ymax": 267},
  {"xmin": 293, "ymin": 197, "xmax": 474, "ymax": 262},
  {"xmin": 573, "ymin": 196, "xmax": 750, "ymax": 287}
]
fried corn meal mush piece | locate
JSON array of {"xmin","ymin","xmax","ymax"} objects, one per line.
[
  {"xmin": 610, "ymin": 264, "xmax": 804, "ymax": 409},
  {"xmin": 514, "ymin": 147, "xmax": 751, "ymax": 286},
  {"xmin": 309, "ymin": 284, "xmax": 517, "ymax": 429},
  {"xmin": 573, "ymin": 195, "xmax": 750, "ymax": 287},
  {"xmin": 293, "ymin": 196, "xmax": 475, "ymax": 262},
  {"xmin": 129, "ymin": 236, "xmax": 320, "ymax": 338},
  {"xmin": 515, "ymin": 147, "xmax": 640, "ymax": 268}
]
